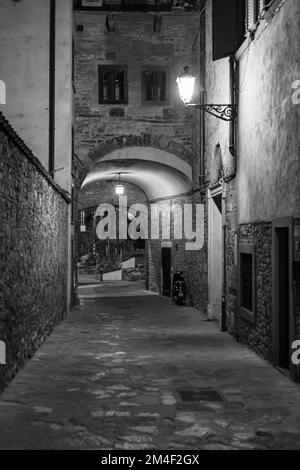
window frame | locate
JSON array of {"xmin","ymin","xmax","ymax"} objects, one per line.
[
  {"xmin": 141, "ymin": 66, "xmax": 168, "ymax": 105},
  {"xmin": 239, "ymin": 243, "xmax": 256, "ymax": 325},
  {"xmin": 236, "ymin": 0, "xmax": 279, "ymax": 60},
  {"xmin": 245, "ymin": 0, "xmax": 273, "ymax": 35},
  {"xmin": 98, "ymin": 65, "xmax": 128, "ymax": 105}
]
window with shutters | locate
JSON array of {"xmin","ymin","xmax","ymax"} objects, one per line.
[
  {"xmin": 245, "ymin": 0, "xmax": 269, "ymax": 34},
  {"xmin": 212, "ymin": 0, "xmax": 273, "ymax": 60},
  {"xmin": 212, "ymin": 0, "xmax": 246, "ymax": 61},
  {"xmin": 98, "ymin": 65, "xmax": 128, "ymax": 104},
  {"xmin": 141, "ymin": 68, "xmax": 167, "ymax": 104}
]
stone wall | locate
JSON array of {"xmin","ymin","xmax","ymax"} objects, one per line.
[
  {"xmin": 0, "ymin": 114, "xmax": 69, "ymax": 392},
  {"xmin": 74, "ymin": 11, "xmax": 198, "ymax": 161},
  {"xmin": 147, "ymin": 196, "xmax": 190, "ymax": 296},
  {"xmin": 224, "ymin": 180, "xmax": 238, "ymax": 335},
  {"xmin": 188, "ymin": 192, "xmax": 208, "ymax": 312},
  {"xmin": 73, "ymin": 10, "xmax": 206, "ymax": 308},
  {"xmin": 147, "ymin": 193, "xmax": 208, "ymax": 313},
  {"xmin": 78, "ymin": 180, "xmax": 147, "ymax": 211},
  {"xmin": 238, "ymin": 222, "xmax": 273, "ymax": 361}
]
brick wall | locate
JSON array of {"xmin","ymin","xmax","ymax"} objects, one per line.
[
  {"xmin": 0, "ymin": 114, "xmax": 69, "ymax": 392},
  {"xmin": 147, "ymin": 193, "xmax": 208, "ymax": 312},
  {"xmin": 78, "ymin": 180, "xmax": 147, "ymax": 211},
  {"xmin": 147, "ymin": 196, "xmax": 190, "ymax": 296},
  {"xmin": 238, "ymin": 222, "xmax": 273, "ymax": 361},
  {"xmin": 224, "ymin": 180, "xmax": 238, "ymax": 335},
  {"xmin": 73, "ymin": 11, "xmax": 207, "ymax": 309},
  {"xmin": 74, "ymin": 11, "xmax": 198, "ymax": 161},
  {"xmin": 188, "ymin": 191, "xmax": 208, "ymax": 312}
]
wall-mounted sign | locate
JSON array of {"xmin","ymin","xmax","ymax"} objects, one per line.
[
  {"xmin": 0, "ymin": 80, "xmax": 6, "ymax": 104},
  {"xmin": 82, "ymin": 0, "xmax": 104, "ymax": 6},
  {"xmin": 0, "ymin": 341, "xmax": 6, "ymax": 365}
]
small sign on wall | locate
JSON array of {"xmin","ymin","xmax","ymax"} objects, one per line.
[
  {"xmin": 82, "ymin": 0, "xmax": 104, "ymax": 6},
  {"xmin": 0, "ymin": 80, "xmax": 6, "ymax": 105},
  {"xmin": 0, "ymin": 341, "xmax": 6, "ymax": 365},
  {"xmin": 161, "ymin": 241, "xmax": 172, "ymax": 248}
]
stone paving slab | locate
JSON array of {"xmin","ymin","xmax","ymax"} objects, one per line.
[{"xmin": 0, "ymin": 283, "xmax": 300, "ymax": 449}]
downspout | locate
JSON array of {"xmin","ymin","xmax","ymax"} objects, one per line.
[
  {"xmin": 49, "ymin": 0, "xmax": 56, "ymax": 177},
  {"xmin": 221, "ymin": 199, "xmax": 227, "ymax": 332},
  {"xmin": 229, "ymin": 55, "xmax": 236, "ymax": 159},
  {"xmin": 199, "ymin": 3, "xmax": 206, "ymax": 189},
  {"xmin": 221, "ymin": 55, "xmax": 237, "ymax": 332}
]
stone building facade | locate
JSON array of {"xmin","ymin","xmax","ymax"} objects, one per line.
[
  {"xmin": 236, "ymin": 0, "xmax": 300, "ymax": 381},
  {"xmin": 74, "ymin": 10, "xmax": 198, "ymax": 158},
  {"xmin": 194, "ymin": 0, "xmax": 300, "ymax": 381},
  {"xmin": 73, "ymin": 7, "xmax": 204, "ymax": 300}
]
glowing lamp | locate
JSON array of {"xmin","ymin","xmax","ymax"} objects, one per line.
[
  {"xmin": 115, "ymin": 184, "xmax": 124, "ymax": 196},
  {"xmin": 176, "ymin": 66, "xmax": 197, "ymax": 105},
  {"xmin": 176, "ymin": 66, "xmax": 237, "ymax": 122}
]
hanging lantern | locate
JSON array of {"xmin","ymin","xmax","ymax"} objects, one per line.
[
  {"xmin": 115, "ymin": 172, "xmax": 125, "ymax": 195},
  {"xmin": 176, "ymin": 66, "xmax": 197, "ymax": 105},
  {"xmin": 115, "ymin": 184, "xmax": 124, "ymax": 196}
]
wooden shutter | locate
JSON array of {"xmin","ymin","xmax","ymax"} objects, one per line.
[{"xmin": 213, "ymin": 0, "xmax": 246, "ymax": 61}]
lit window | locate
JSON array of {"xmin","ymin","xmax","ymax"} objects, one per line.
[{"xmin": 98, "ymin": 65, "xmax": 128, "ymax": 104}]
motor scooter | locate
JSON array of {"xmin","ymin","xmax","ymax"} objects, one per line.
[{"xmin": 172, "ymin": 270, "xmax": 187, "ymax": 305}]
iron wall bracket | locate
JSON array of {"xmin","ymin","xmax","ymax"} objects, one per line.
[{"xmin": 187, "ymin": 104, "xmax": 237, "ymax": 122}]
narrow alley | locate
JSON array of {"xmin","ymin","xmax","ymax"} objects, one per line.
[
  {"xmin": 0, "ymin": 0, "xmax": 300, "ymax": 453},
  {"xmin": 0, "ymin": 281, "xmax": 299, "ymax": 450}
]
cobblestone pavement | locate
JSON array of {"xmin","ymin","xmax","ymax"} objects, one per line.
[{"xmin": 0, "ymin": 281, "xmax": 300, "ymax": 450}]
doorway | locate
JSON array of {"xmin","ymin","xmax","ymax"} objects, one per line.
[
  {"xmin": 162, "ymin": 247, "xmax": 172, "ymax": 297},
  {"xmin": 273, "ymin": 217, "xmax": 294, "ymax": 373},
  {"xmin": 208, "ymin": 185, "xmax": 223, "ymax": 322}
]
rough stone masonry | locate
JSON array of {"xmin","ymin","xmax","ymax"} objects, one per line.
[{"xmin": 0, "ymin": 114, "xmax": 69, "ymax": 392}]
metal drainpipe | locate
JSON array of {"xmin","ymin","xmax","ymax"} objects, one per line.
[
  {"xmin": 220, "ymin": 56, "xmax": 236, "ymax": 332},
  {"xmin": 221, "ymin": 200, "xmax": 227, "ymax": 332},
  {"xmin": 229, "ymin": 55, "xmax": 236, "ymax": 158},
  {"xmin": 199, "ymin": 7, "xmax": 206, "ymax": 188},
  {"xmin": 49, "ymin": 0, "xmax": 56, "ymax": 177}
]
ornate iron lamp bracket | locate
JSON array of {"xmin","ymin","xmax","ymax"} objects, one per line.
[{"xmin": 187, "ymin": 104, "xmax": 237, "ymax": 122}]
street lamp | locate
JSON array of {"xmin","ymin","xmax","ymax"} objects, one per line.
[
  {"xmin": 115, "ymin": 173, "xmax": 124, "ymax": 196},
  {"xmin": 176, "ymin": 66, "xmax": 197, "ymax": 105},
  {"xmin": 176, "ymin": 66, "xmax": 237, "ymax": 122}
]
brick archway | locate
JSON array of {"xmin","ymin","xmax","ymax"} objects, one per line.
[{"xmin": 76, "ymin": 133, "xmax": 193, "ymax": 188}]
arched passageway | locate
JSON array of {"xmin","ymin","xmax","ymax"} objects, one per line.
[
  {"xmin": 75, "ymin": 137, "xmax": 193, "ymax": 294},
  {"xmin": 76, "ymin": 135, "xmax": 193, "ymax": 200}
]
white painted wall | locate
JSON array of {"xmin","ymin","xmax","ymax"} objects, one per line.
[
  {"xmin": 54, "ymin": 0, "xmax": 73, "ymax": 193},
  {"xmin": 237, "ymin": 0, "xmax": 300, "ymax": 223},
  {"xmin": 103, "ymin": 270, "xmax": 122, "ymax": 281},
  {"xmin": 0, "ymin": 0, "xmax": 73, "ymax": 193},
  {"xmin": 121, "ymin": 258, "xmax": 135, "ymax": 269},
  {"xmin": 0, "ymin": 0, "xmax": 50, "ymax": 168},
  {"xmin": 207, "ymin": 191, "xmax": 223, "ymax": 321}
]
